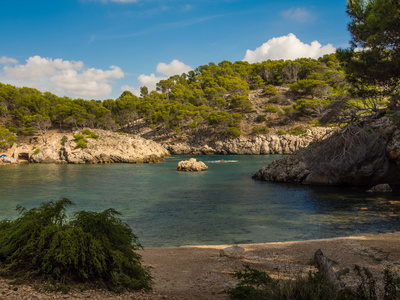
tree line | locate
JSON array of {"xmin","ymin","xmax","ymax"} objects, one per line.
[{"xmin": 0, "ymin": 54, "xmax": 347, "ymax": 144}]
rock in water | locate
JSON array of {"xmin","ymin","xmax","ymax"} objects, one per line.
[
  {"xmin": 367, "ymin": 183, "xmax": 392, "ymax": 193},
  {"xmin": 177, "ymin": 158, "xmax": 208, "ymax": 172}
]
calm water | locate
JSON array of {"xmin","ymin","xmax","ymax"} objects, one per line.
[{"xmin": 1, "ymin": 155, "xmax": 399, "ymax": 247}]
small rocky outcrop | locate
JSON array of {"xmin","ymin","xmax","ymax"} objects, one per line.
[
  {"xmin": 30, "ymin": 129, "xmax": 169, "ymax": 164},
  {"xmin": 177, "ymin": 158, "xmax": 208, "ymax": 172},
  {"xmin": 253, "ymin": 118, "xmax": 400, "ymax": 186},
  {"xmin": 367, "ymin": 184, "xmax": 392, "ymax": 193},
  {"xmin": 219, "ymin": 245, "xmax": 246, "ymax": 258},
  {"xmin": 165, "ymin": 127, "xmax": 334, "ymax": 155}
]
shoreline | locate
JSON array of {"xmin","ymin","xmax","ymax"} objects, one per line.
[{"xmin": 2, "ymin": 231, "xmax": 400, "ymax": 299}]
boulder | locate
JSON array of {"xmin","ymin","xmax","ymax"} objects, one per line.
[
  {"xmin": 367, "ymin": 183, "xmax": 392, "ymax": 193},
  {"xmin": 219, "ymin": 245, "xmax": 245, "ymax": 258},
  {"xmin": 177, "ymin": 158, "xmax": 208, "ymax": 172}
]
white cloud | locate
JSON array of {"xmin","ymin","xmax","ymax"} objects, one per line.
[
  {"xmin": 281, "ymin": 8, "xmax": 312, "ymax": 23},
  {"xmin": 156, "ymin": 59, "xmax": 192, "ymax": 77},
  {"xmin": 0, "ymin": 56, "xmax": 18, "ymax": 65},
  {"xmin": 1, "ymin": 56, "xmax": 124, "ymax": 99},
  {"xmin": 243, "ymin": 33, "xmax": 336, "ymax": 63}
]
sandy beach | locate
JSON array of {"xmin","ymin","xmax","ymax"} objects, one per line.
[{"xmin": 1, "ymin": 232, "xmax": 400, "ymax": 299}]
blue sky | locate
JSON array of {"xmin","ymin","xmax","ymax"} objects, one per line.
[{"xmin": 0, "ymin": 0, "xmax": 350, "ymax": 100}]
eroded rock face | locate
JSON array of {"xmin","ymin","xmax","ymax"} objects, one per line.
[
  {"xmin": 165, "ymin": 127, "xmax": 334, "ymax": 155},
  {"xmin": 177, "ymin": 158, "xmax": 208, "ymax": 172},
  {"xmin": 253, "ymin": 118, "xmax": 400, "ymax": 186},
  {"xmin": 30, "ymin": 129, "xmax": 169, "ymax": 164}
]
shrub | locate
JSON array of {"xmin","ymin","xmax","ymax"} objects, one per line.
[
  {"xmin": 277, "ymin": 129, "xmax": 287, "ymax": 135},
  {"xmin": 74, "ymin": 134, "xmax": 88, "ymax": 149},
  {"xmin": 255, "ymin": 115, "xmax": 266, "ymax": 123},
  {"xmin": 252, "ymin": 126, "xmax": 270, "ymax": 135},
  {"xmin": 0, "ymin": 199, "xmax": 152, "ymax": 293},
  {"xmin": 0, "ymin": 126, "xmax": 17, "ymax": 150},
  {"xmin": 265, "ymin": 105, "xmax": 281, "ymax": 114},
  {"xmin": 82, "ymin": 129, "xmax": 99, "ymax": 139},
  {"xmin": 289, "ymin": 126, "xmax": 307, "ymax": 136},
  {"xmin": 76, "ymin": 138, "xmax": 88, "ymax": 149},
  {"xmin": 60, "ymin": 136, "xmax": 68, "ymax": 146},
  {"xmin": 34, "ymin": 148, "xmax": 40, "ymax": 154},
  {"xmin": 227, "ymin": 126, "xmax": 242, "ymax": 138},
  {"xmin": 264, "ymin": 84, "xmax": 278, "ymax": 96}
]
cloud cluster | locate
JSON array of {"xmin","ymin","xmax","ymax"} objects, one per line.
[
  {"xmin": 0, "ymin": 56, "xmax": 124, "ymax": 99},
  {"xmin": 243, "ymin": 33, "xmax": 336, "ymax": 63},
  {"xmin": 0, "ymin": 56, "xmax": 19, "ymax": 65},
  {"xmin": 122, "ymin": 59, "xmax": 192, "ymax": 95}
]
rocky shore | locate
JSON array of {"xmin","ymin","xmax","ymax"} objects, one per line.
[
  {"xmin": 164, "ymin": 127, "xmax": 334, "ymax": 155},
  {"xmin": 1, "ymin": 129, "xmax": 169, "ymax": 165},
  {"xmin": 253, "ymin": 117, "xmax": 400, "ymax": 185}
]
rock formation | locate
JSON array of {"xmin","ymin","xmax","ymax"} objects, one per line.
[
  {"xmin": 177, "ymin": 158, "xmax": 208, "ymax": 172},
  {"xmin": 29, "ymin": 129, "xmax": 169, "ymax": 164},
  {"xmin": 165, "ymin": 127, "xmax": 334, "ymax": 155},
  {"xmin": 253, "ymin": 118, "xmax": 400, "ymax": 185}
]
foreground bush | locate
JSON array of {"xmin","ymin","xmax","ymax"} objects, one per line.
[
  {"xmin": 227, "ymin": 265, "xmax": 400, "ymax": 300},
  {"xmin": 0, "ymin": 198, "xmax": 151, "ymax": 293}
]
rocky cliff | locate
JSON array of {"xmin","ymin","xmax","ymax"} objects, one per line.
[
  {"xmin": 253, "ymin": 118, "xmax": 400, "ymax": 185},
  {"xmin": 29, "ymin": 129, "xmax": 169, "ymax": 164},
  {"xmin": 164, "ymin": 127, "xmax": 334, "ymax": 155}
]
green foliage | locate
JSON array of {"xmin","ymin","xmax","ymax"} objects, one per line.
[
  {"xmin": 252, "ymin": 126, "xmax": 270, "ymax": 135},
  {"xmin": 82, "ymin": 129, "xmax": 99, "ymax": 139},
  {"xmin": 34, "ymin": 148, "xmax": 40, "ymax": 154},
  {"xmin": 264, "ymin": 84, "xmax": 278, "ymax": 96},
  {"xmin": 265, "ymin": 105, "xmax": 281, "ymax": 114},
  {"xmin": 60, "ymin": 136, "xmax": 68, "ymax": 146},
  {"xmin": 0, "ymin": 199, "xmax": 151, "ymax": 292},
  {"xmin": 289, "ymin": 126, "xmax": 308, "ymax": 136},
  {"xmin": 74, "ymin": 134, "xmax": 88, "ymax": 149},
  {"xmin": 0, "ymin": 126, "xmax": 17, "ymax": 149},
  {"xmin": 226, "ymin": 126, "xmax": 241, "ymax": 138},
  {"xmin": 227, "ymin": 264, "xmax": 400, "ymax": 300},
  {"xmin": 255, "ymin": 115, "xmax": 266, "ymax": 123},
  {"xmin": 293, "ymin": 98, "xmax": 330, "ymax": 114},
  {"xmin": 387, "ymin": 110, "xmax": 400, "ymax": 126},
  {"xmin": 277, "ymin": 129, "xmax": 287, "ymax": 135}
]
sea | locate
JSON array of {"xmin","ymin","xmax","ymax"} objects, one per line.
[{"xmin": 1, "ymin": 155, "xmax": 399, "ymax": 247}]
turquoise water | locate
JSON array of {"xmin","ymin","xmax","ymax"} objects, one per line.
[{"xmin": 1, "ymin": 155, "xmax": 400, "ymax": 247}]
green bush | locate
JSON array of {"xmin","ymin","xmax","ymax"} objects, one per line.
[
  {"xmin": 0, "ymin": 199, "xmax": 151, "ymax": 293},
  {"xmin": 0, "ymin": 126, "xmax": 17, "ymax": 149},
  {"xmin": 74, "ymin": 134, "xmax": 88, "ymax": 149},
  {"xmin": 255, "ymin": 115, "xmax": 266, "ymax": 123},
  {"xmin": 289, "ymin": 126, "xmax": 308, "ymax": 136},
  {"xmin": 227, "ymin": 265, "xmax": 400, "ymax": 300},
  {"xmin": 76, "ymin": 138, "xmax": 88, "ymax": 149},
  {"xmin": 34, "ymin": 148, "xmax": 40, "ymax": 154},
  {"xmin": 265, "ymin": 105, "xmax": 281, "ymax": 114},
  {"xmin": 252, "ymin": 126, "xmax": 270, "ymax": 135},
  {"xmin": 82, "ymin": 129, "xmax": 99, "ymax": 139},
  {"xmin": 264, "ymin": 84, "xmax": 278, "ymax": 96},
  {"xmin": 277, "ymin": 129, "xmax": 287, "ymax": 135},
  {"xmin": 60, "ymin": 136, "xmax": 68, "ymax": 146},
  {"xmin": 227, "ymin": 126, "xmax": 242, "ymax": 138}
]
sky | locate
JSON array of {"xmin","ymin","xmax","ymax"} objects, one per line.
[{"xmin": 0, "ymin": 0, "xmax": 350, "ymax": 100}]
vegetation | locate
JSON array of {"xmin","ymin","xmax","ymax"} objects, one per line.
[
  {"xmin": 0, "ymin": 54, "xmax": 347, "ymax": 141},
  {"xmin": 0, "ymin": 199, "xmax": 151, "ymax": 293},
  {"xmin": 73, "ymin": 133, "xmax": 88, "ymax": 149},
  {"xmin": 0, "ymin": 126, "xmax": 17, "ymax": 149},
  {"xmin": 227, "ymin": 264, "xmax": 400, "ymax": 300}
]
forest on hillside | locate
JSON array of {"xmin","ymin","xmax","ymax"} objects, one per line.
[{"xmin": 0, "ymin": 53, "xmax": 369, "ymax": 148}]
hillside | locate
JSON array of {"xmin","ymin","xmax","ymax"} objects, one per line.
[{"xmin": 0, "ymin": 54, "xmax": 348, "ymax": 157}]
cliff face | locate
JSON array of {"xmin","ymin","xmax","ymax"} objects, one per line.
[
  {"xmin": 29, "ymin": 129, "xmax": 169, "ymax": 164},
  {"xmin": 253, "ymin": 118, "xmax": 400, "ymax": 185},
  {"xmin": 164, "ymin": 127, "xmax": 334, "ymax": 155}
]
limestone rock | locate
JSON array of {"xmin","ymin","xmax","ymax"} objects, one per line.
[
  {"xmin": 177, "ymin": 158, "xmax": 208, "ymax": 172},
  {"xmin": 219, "ymin": 245, "xmax": 245, "ymax": 258},
  {"xmin": 367, "ymin": 184, "xmax": 392, "ymax": 193}
]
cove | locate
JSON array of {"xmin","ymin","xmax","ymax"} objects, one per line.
[{"xmin": 1, "ymin": 155, "xmax": 399, "ymax": 247}]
